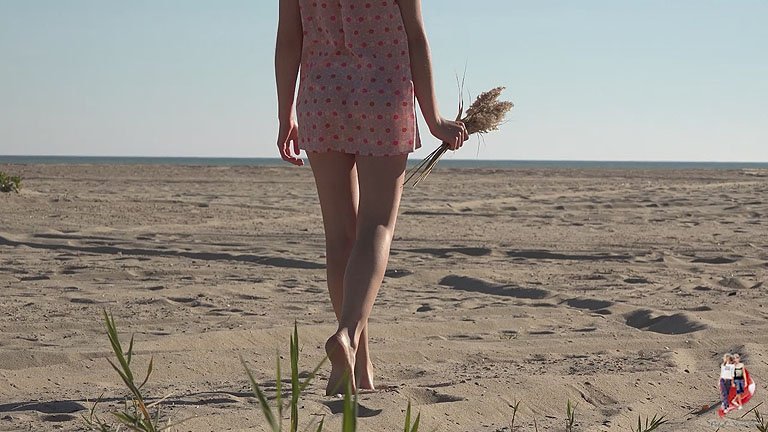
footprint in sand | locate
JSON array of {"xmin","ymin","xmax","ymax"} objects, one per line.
[
  {"xmin": 69, "ymin": 298, "xmax": 101, "ymax": 304},
  {"xmin": 42, "ymin": 414, "xmax": 78, "ymax": 423},
  {"xmin": 416, "ymin": 304, "xmax": 435, "ymax": 312},
  {"xmin": 691, "ymin": 256, "xmax": 738, "ymax": 264},
  {"xmin": 401, "ymin": 387, "xmax": 465, "ymax": 404},
  {"xmin": 407, "ymin": 247, "xmax": 492, "ymax": 258},
  {"xmin": 573, "ymin": 327, "xmax": 598, "ymax": 333},
  {"xmin": 447, "ymin": 333, "xmax": 484, "ymax": 340},
  {"xmin": 385, "ymin": 268, "xmax": 413, "ymax": 278},
  {"xmin": 507, "ymin": 250, "xmax": 632, "ymax": 262},
  {"xmin": 528, "ymin": 330, "xmax": 556, "ymax": 335},
  {"xmin": 686, "ymin": 305, "xmax": 713, "ymax": 312},
  {"xmin": 624, "ymin": 277, "xmax": 651, "ymax": 284},
  {"xmin": 166, "ymin": 296, "xmax": 215, "ymax": 308},
  {"xmin": 718, "ymin": 277, "xmax": 750, "ymax": 289},
  {"xmin": 624, "ymin": 309, "xmax": 706, "ymax": 334},
  {"xmin": 322, "ymin": 400, "xmax": 382, "ymax": 417},
  {"xmin": 438, "ymin": 275, "xmax": 550, "ymax": 299},
  {"xmin": 563, "ymin": 298, "xmax": 613, "ymax": 311},
  {"xmin": 20, "ymin": 275, "xmax": 51, "ymax": 281}
]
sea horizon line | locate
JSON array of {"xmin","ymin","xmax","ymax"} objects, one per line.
[{"xmin": 1, "ymin": 155, "xmax": 767, "ymax": 169}]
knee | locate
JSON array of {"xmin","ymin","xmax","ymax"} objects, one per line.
[
  {"xmin": 325, "ymin": 229, "xmax": 356, "ymax": 258},
  {"xmin": 356, "ymin": 223, "xmax": 395, "ymax": 248}
]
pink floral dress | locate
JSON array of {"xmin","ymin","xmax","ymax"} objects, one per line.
[{"xmin": 296, "ymin": 0, "xmax": 421, "ymax": 156}]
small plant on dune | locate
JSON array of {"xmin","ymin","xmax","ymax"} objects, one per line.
[
  {"xmin": 508, "ymin": 399, "xmax": 521, "ymax": 431},
  {"xmin": 755, "ymin": 410, "xmax": 768, "ymax": 432},
  {"xmin": 91, "ymin": 314, "xmax": 422, "ymax": 432},
  {"xmin": 501, "ymin": 401, "xmax": 669, "ymax": 432},
  {"xmin": 565, "ymin": 400, "xmax": 577, "ymax": 432},
  {"xmin": 83, "ymin": 311, "xmax": 186, "ymax": 432},
  {"xmin": 0, "ymin": 171, "xmax": 22, "ymax": 193},
  {"xmin": 82, "ymin": 397, "xmax": 113, "ymax": 432},
  {"xmin": 403, "ymin": 400, "xmax": 420, "ymax": 432},
  {"xmin": 244, "ymin": 323, "xmax": 422, "ymax": 432},
  {"xmin": 631, "ymin": 414, "xmax": 668, "ymax": 432},
  {"xmin": 241, "ymin": 323, "xmax": 327, "ymax": 432}
]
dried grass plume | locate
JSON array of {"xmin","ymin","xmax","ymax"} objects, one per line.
[{"xmin": 404, "ymin": 86, "xmax": 513, "ymax": 187}]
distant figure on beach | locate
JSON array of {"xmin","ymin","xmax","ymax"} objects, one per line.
[
  {"xmin": 275, "ymin": 0, "xmax": 468, "ymax": 394},
  {"xmin": 732, "ymin": 353, "xmax": 746, "ymax": 410},
  {"xmin": 719, "ymin": 353, "xmax": 735, "ymax": 411}
]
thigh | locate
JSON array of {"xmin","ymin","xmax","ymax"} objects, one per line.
[
  {"xmin": 354, "ymin": 154, "xmax": 408, "ymax": 232},
  {"xmin": 307, "ymin": 151, "xmax": 359, "ymax": 241}
]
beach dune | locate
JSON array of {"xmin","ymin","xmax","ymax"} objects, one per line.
[{"xmin": 0, "ymin": 163, "xmax": 766, "ymax": 431}]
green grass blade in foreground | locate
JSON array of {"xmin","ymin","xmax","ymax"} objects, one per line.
[
  {"xmin": 509, "ymin": 399, "xmax": 521, "ymax": 431},
  {"xmin": 403, "ymin": 401, "xmax": 412, "ymax": 432},
  {"xmin": 106, "ymin": 358, "xmax": 137, "ymax": 396},
  {"xmin": 112, "ymin": 412, "xmax": 140, "ymax": 429},
  {"xmin": 127, "ymin": 335, "xmax": 135, "ymax": 366},
  {"xmin": 104, "ymin": 311, "xmax": 135, "ymax": 384},
  {"xmin": 403, "ymin": 401, "xmax": 421, "ymax": 432},
  {"xmin": 82, "ymin": 395, "xmax": 114, "ymax": 432},
  {"xmin": 342, "ymin": 381, "xmax": 357, "ymax": 432},
  {"xmin": 242, "ymin": 356, "xmax": 279, "ymax": 432},
  {"xmin": 755, "ymin": 410, "xmax": 768, "ymax": 432},
  {"xmin": 298, "ymin": 355, "xmax": 328, "ymax": 394},
  {"xmin": 138, "ymin": 357, "xmax": 154, "ymax": 390},
  {"xmin": 102, "ymin": 310, "xmax": 156, "ymax": 431},
  {"xmin": 410, "ymin": 411, "xmax": 421, "ymax": 432},
  {"xmin": 276, "ymin": 349, "xmax": 284, "ymax": 431},
  {"xmin": 565, "ymin": 400, "xmax": 577, "ymax": 432},
  {"xmin": 113, "ymin": 409, "xmax": 157, "ymax": 432},
  {"xmin": 291, "ymin": 323, "xmax": 301, "ymax": 432},
  {"xmin": 631, "ymin": 414, "xmax": 667, "ymax": 432},
  {"xmin": 153, "ymin": 403, "xmax": 160, "ymax": 427},
  {"xmin": 157, "ymin": 415, "xmax": 198, "ymax": 432},
  {"xmin": 315, "ymin": 418, "xmax": 324, "ymax": 432}
]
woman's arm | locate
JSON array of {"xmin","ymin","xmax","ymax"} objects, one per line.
[
  {"xmin": 396, "ymin": 0, "xmax": 439, "ymax": 129},
  {"xmin": 397, "ymin": 0, "xmax": 468, "ymax": 150},
  {"xmin": 275, "ymin": 0, "xmax": 304, "ymax": 165},
  {"xmin": 276, "ymin": 0, "xmax": 302, "ymax": 123}
]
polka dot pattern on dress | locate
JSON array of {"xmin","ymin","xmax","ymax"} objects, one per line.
[{"xmin": 296, "ymin": 0, "xmax": 421, "ymax": 156}]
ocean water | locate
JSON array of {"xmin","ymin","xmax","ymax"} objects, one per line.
[{"xmin": 1, "ymin": 155, "xmax": 767, "ymax": 170}]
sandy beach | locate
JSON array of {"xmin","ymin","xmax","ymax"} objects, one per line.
[{"xmin": 0, "ymin": 163, "xmax": 766, "ymax": 431}]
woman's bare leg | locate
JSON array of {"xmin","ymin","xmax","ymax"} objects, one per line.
[
  {"xmin": 328, "ymin": 153, "xmax": 408, "ymax": 394},
  {"xmin": 307, "ymin": 151, "xmax": 359, "ymax": 395},
  {"xmin": 307, "ymin": 151, "xmax": 378, "ymax": 393},
  {"xmin": 307, "ymin": 151, "xmax": 358, "ymax": 316}
]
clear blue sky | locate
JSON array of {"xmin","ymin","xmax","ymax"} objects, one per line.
[{"xmin": 1, "ymin": 1, "xmax": 766, "ymax": 161}]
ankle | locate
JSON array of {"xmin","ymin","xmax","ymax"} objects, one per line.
[{"xmin": 335, "ymin": 325, "xmax": 363, "ymax": 350}]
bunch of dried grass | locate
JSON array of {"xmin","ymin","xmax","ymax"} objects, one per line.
[{"xmin": 404, "ymin": 86, "xmax": 513, "ymax": 187}]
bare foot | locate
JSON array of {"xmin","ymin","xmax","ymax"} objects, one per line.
[
  {"xmin": 325, "ymin": 332, "xmax": 356, "ymax": 396},
  {"xmin": 355, "ymin": 351, "xmax": 375, "ymax": 391}
]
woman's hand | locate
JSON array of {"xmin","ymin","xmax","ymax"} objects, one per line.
[
  {"xmin": 429, "ymin": 117, "xmax": 469, "ymax": 151},
  {"xmin": 277, "ymin": 119, "xmax": 304, "ymax": 166}
]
